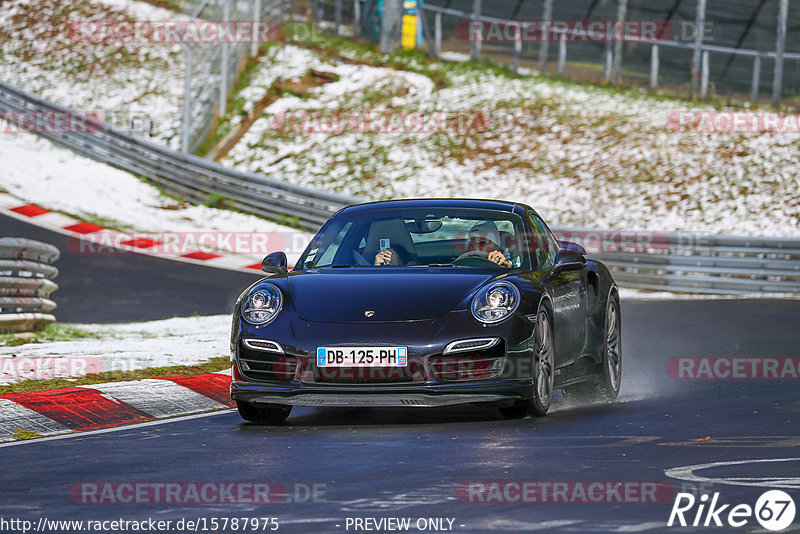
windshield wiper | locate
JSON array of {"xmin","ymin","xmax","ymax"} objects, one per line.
[
  {"xmin": 416, "ymin": 263, "xmax": 456, "ymax": 267},
  {"xmin": 328, "ymin": 264, "xmax": 355, "ymax": 268}
]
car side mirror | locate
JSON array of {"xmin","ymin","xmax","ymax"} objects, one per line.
[
  {"xmin": 557, "ymin": 240, "xmax": 587, "ymax": 255},
  {"xmin": 261, "ymin": 251, "xmax": 288, "ymax": 275},
  {"xmin": 553, "ymin": 247, "xmax": 586, "ymax": 272}
]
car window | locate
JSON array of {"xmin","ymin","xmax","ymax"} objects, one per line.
[
  {"xmin": 528, "ymin": 212, "xmax": 558, "ymax": 269},
  {"xmin": 296, "ymin": 208, "xmax": 530, "ymax": 270}
]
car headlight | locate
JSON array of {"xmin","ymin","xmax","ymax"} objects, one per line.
[
  {"xmin": 471, "ymin": 281, "xmax": 520, "ymax": 324},
  {"xmin": 242, "ymin": 285, "xmax": 282, "ymax": 325}
]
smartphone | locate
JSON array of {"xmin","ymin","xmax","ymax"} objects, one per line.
[{"xmin": 379, "ymin": 238, "xmax": 391, "ymax": 265}]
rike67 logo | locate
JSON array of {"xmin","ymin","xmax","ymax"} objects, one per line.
[{"xmin": 668, "ymin": 490, "xmax": 796, "ymax": 531}]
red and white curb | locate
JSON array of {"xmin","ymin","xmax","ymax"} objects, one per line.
[
  {"xmin": 0, "ymin": 191, "xmax": 268, "ymax": 274},
  {"xmin": 0, "ymin": 370, "xmax": 234, "ymax": 442}
]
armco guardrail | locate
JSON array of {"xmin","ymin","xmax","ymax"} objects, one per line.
[
  {"xmin": 2, "ymin": 80, "xmax": 799, "ymax": 294},
  {"xmin": 0, "ymin": 238, "xmax": 60, "ymax": 333},
  {"xmin": 0, "ymin": 80, "xmax": 361, "ymax": 233},
  {"xmin": 552, "ymin": 228, "xmax": 800, "ymax": 295}
]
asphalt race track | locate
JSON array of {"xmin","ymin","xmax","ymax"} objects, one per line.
[{"xmin": 2, "ymin": 216, "xmax": 800, "ymax": 532}]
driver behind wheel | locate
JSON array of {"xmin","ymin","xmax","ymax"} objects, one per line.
[{"xmin": 459, "ymin": 221, "xmax": 513, "ymax": 267}]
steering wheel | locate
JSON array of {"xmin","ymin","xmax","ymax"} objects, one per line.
[{"xmin": 452, "ymin": 250, "xmax": 502, "ymax": 267}]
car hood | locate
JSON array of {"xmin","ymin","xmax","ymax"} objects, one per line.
[{"xmin": 287, "ymin": 269, "xmax": 497, "ymax": 322}]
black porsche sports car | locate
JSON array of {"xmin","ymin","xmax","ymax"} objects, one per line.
[{"xmin": 230, "ymin": 199, "xmax": 621, "ymax": 423}]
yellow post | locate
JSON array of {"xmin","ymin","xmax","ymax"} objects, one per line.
[{"xmin": 401, "ymin": 1, "xmax": 418, "ymax": 50}]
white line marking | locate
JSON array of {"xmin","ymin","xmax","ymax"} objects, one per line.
[
  {"xmin": 666, "ymin": 457, "xmax": 800, "ymax": 489},
  {"xmin": 615, "ymin": 522, "xmax": 667, "ymax": 532}
]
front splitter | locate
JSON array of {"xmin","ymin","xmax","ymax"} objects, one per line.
[{"xmin": 246, "ymin": 393, "xmax": 515, "ymax": 408}]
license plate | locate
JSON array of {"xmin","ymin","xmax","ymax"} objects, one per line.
[{"xmin": 316, "ymin": 347, "xmax": 408, "ymax": 367}]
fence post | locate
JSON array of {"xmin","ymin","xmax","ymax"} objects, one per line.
[
  {"xmin": 557, "ymin": 33, "xmax": 566, "ymax": 75},
  {"xmin": 434, "ymin": 11, "xmax": 442, "ymax": 58},
  {"xmin": 335, "ymin": 0, "xmax": 342, "ymax": 36},
  {"xmin": 604, "ymin": 41, "xmax": 612, "ymax": 81},
  {"xmin": 701, "ymin": 50, "xmax": 709, "ymax": 97},
  {"xmin": 612, "ymin": 0, "xmax": 627, "ymax": 83},
  {"xmin": 354, "ymin": 0, "xmax": 361, "ymax": 37},
  {"xmin": 772, "ymin": 0, "xmax": 788, "ymax": 107},
  {"xmin": 691, "ymin": 0, "xmax": 706, "ymax": 96},
  {"xmin": 751, "ymin": 55, "xmax": 761, "ymax": 104},
  {"xmin": 182, "ymin": 45, "xmax": 193, "ymax": 153},
  {"xmin": 471, "ymin": 0, "xmax": 482, "ymax": 60},
  {"xmin": 650, "ymin": 44, "xmax": 659, "ymax": 90},
  {"xmin": 540, "ymin": 0, "xmax": 553, "ymax": 73},
  {"xmin": 512, "ymin": 24, "xmax": 522, "ymax": 73},
  {"xmin": 251, "ymin": 0, "xmax": 262, "ymax": 57},
  {"xmin": 219, "ymin": 0, "xmax": 230, "ymax": 116}
]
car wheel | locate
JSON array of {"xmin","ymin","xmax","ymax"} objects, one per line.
[
  {"xmin": 563, "ymin": 293, "xmax": 622, "ymax": 403},
  {"xmin": 529, "ymin": 305, "xmax": 554, "ymax": 416},
  {"xmin": 500, "ymin": 304, "xmax": 554, "ymax": 419},
  {"xmin": 236, "ymin": 401, "xmax": 292, "ymax": 424}
]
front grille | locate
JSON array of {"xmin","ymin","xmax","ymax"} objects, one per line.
[{"xmin": 238, "ymin": 342, "xmax": 297, "ymax": 382}]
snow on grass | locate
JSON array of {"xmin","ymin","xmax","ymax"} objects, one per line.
[
  {"xmin": 226, "ymin": 44, "xmax": 800, "ymax": 237},
  {"xmin": 0, "ymin": 133, "xmax": 310, "ymax": 261},
  {"xmin": 0, "ymin": 315, "xmax": 229, "ymax": 385},
  {"xmin": 0, "ymin": 0, "xmax": 186, "ymax": 148}
]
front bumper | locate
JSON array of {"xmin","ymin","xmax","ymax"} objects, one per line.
[
  {"xmin": 231, "ymin": 380, "xmax": 531, "ymax": 407},
  {"xmin": 231, "ymin": 310, "xmax": 537, "ymax": 408}
]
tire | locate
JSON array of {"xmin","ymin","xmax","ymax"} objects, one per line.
[
  {"xmin": 236, "ymin": 401, "xmax": 292, "ymax": 424},
  {"xmin": 563, "ymin": 293, "xmax": 622, "ymax": 403},
  {"xmin": 499, "ymin": 303, "xmax": 554, "ymax": 419}
]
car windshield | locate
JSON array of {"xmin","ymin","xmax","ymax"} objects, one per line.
[{"xmin": 295, "ymin": 207, "xmax": 530, "ymax": 270}]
